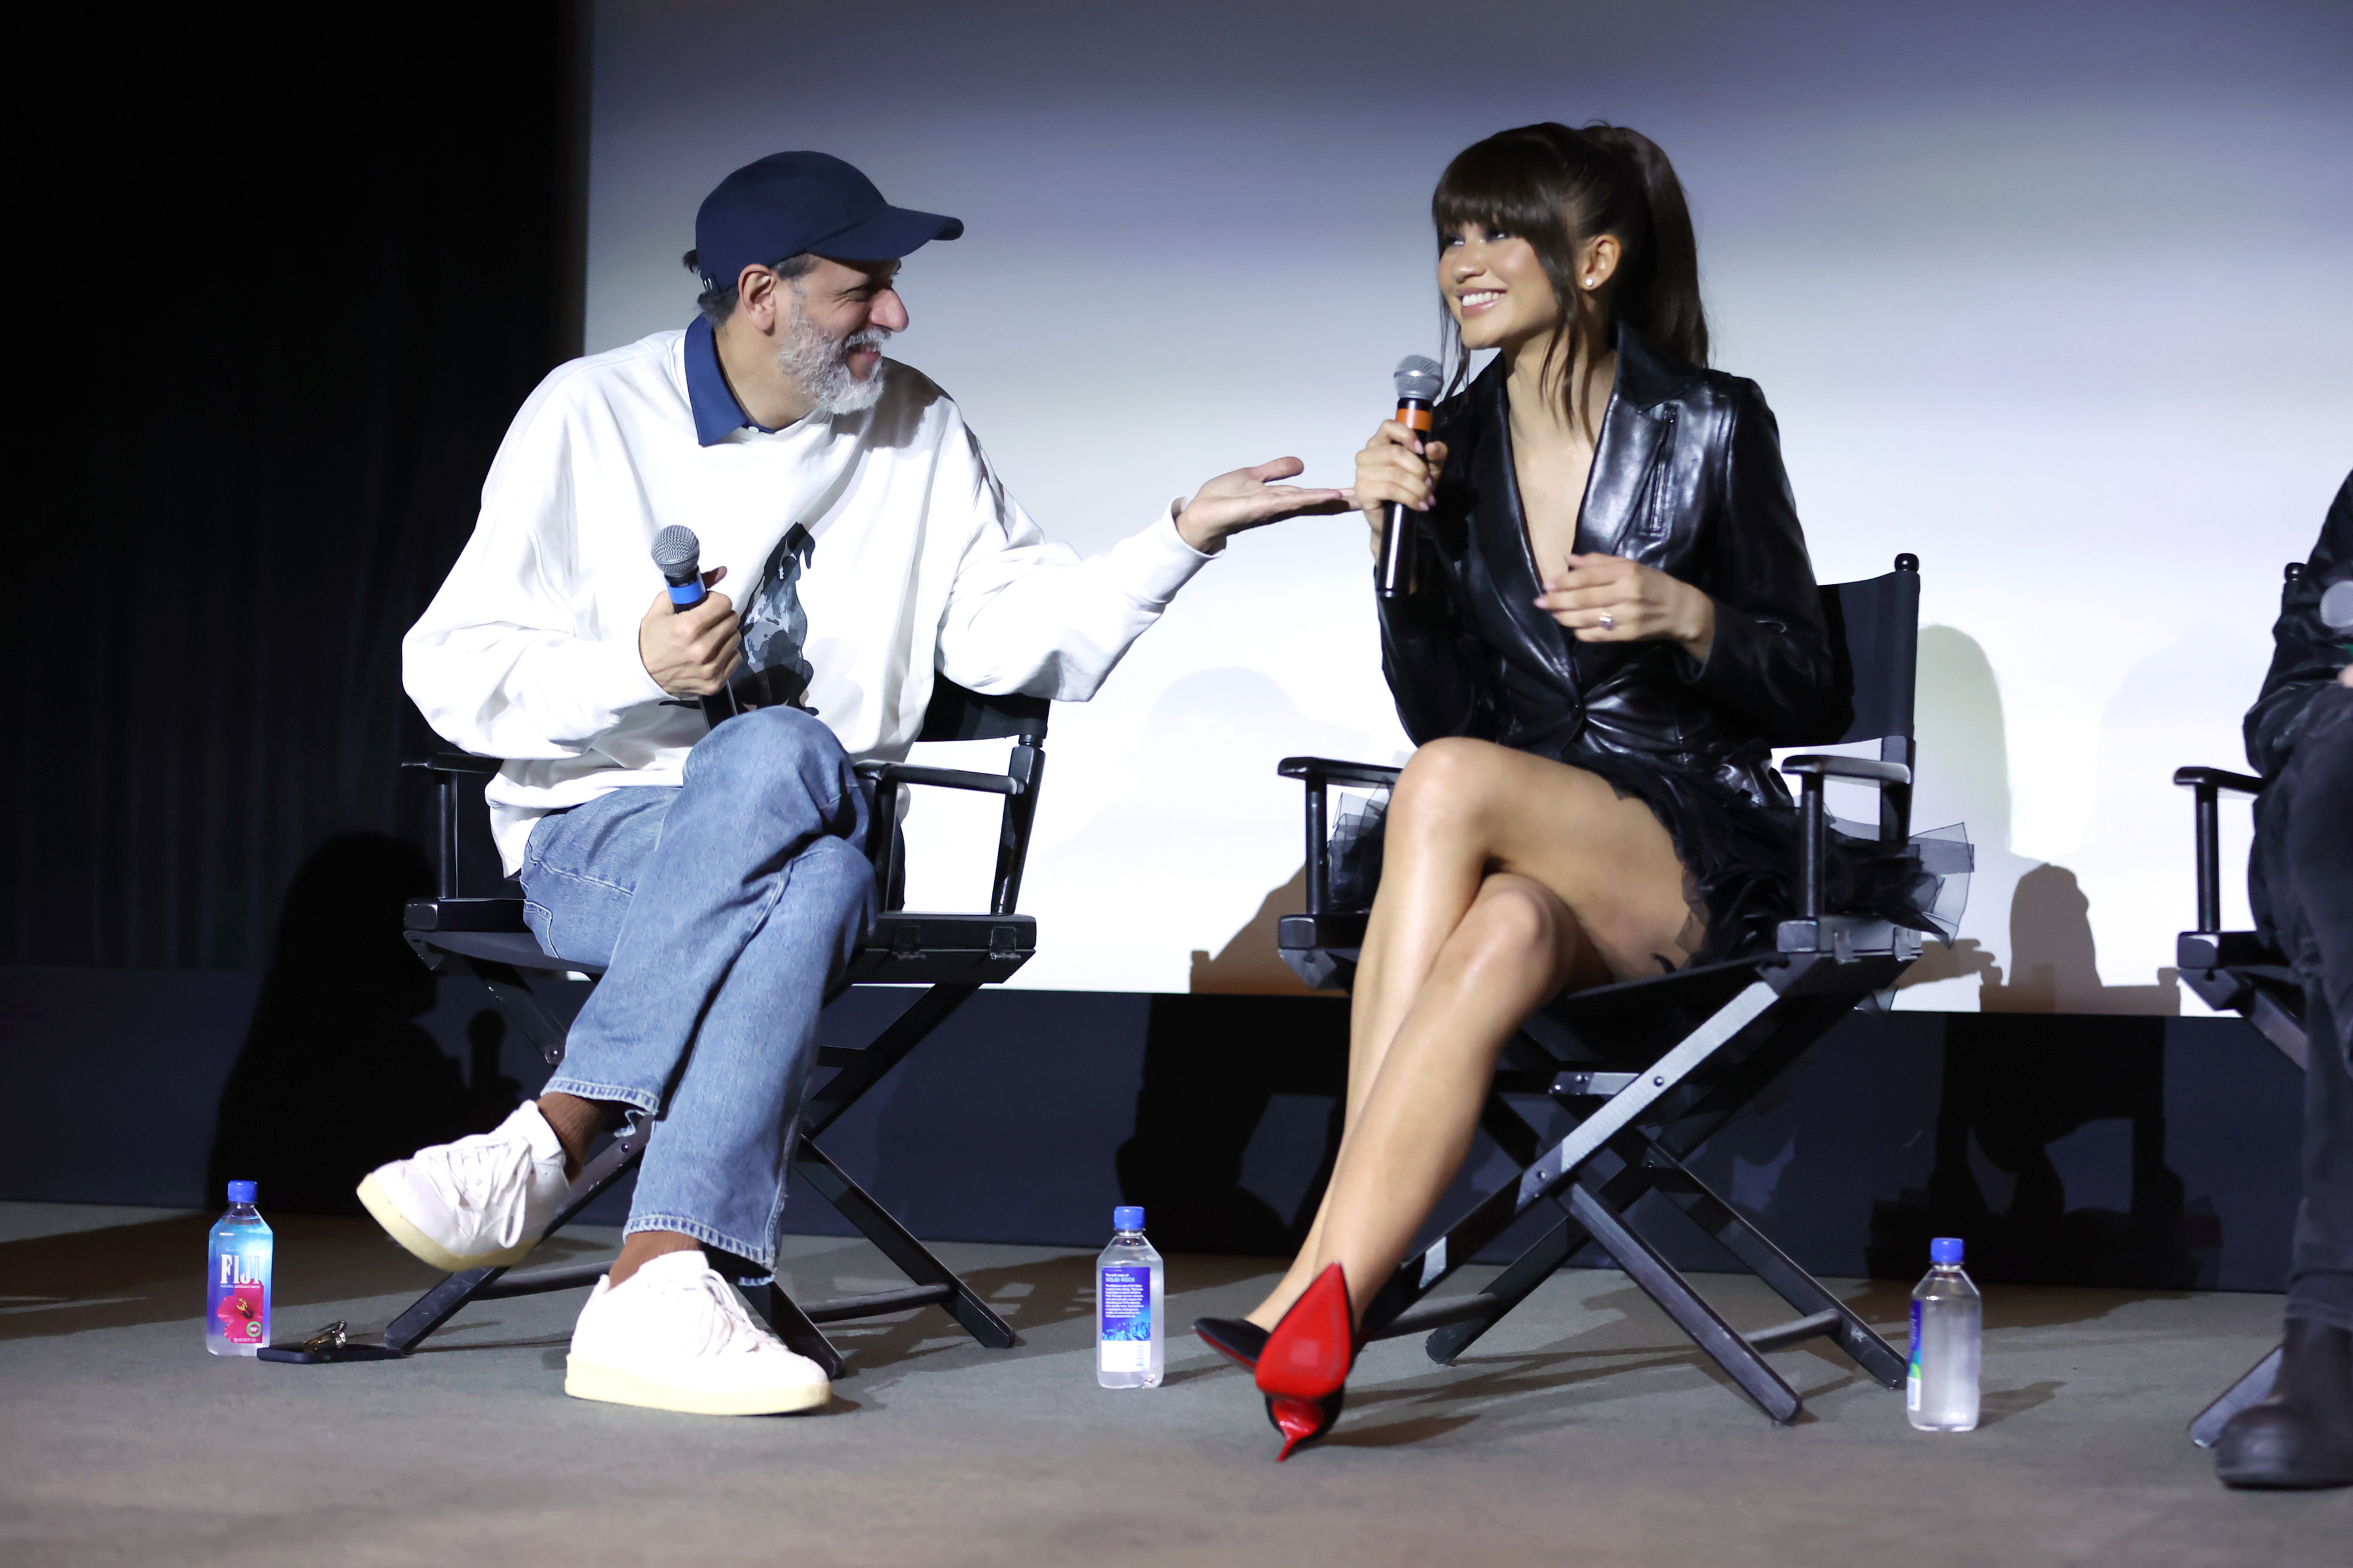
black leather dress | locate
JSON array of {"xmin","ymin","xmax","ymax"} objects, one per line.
[{"xmin": 1375, "ymin": 323, "xmax": 1908, "ymax": 961}]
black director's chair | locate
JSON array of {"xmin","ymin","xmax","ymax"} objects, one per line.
[
  {"xmin": 271, "ymin": 677, "xmax": 1045, "ymax": 1377},
  {"xmin": 2174, "ymin": 564, "xmax": 2314, "ymax": 1446},
  {"xmin": 1276, "ymin": 553, "xmax": 1971, "ymax": 1424}
]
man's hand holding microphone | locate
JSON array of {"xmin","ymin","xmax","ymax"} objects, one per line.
[{"xmin": 640, "ymin": 526, "xmax": 742, "ymax": 698}]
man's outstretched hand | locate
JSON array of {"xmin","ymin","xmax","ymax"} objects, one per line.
[
  {"xmin": 1174, "ymin": 458, "xmax": 1355, "ymax": 552},
  {"xmin": 639, "ymin": 565, "xmax": 742, "ymax": 696}
]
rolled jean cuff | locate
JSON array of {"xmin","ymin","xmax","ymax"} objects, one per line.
[
  {"xmin": 540, "ymin": 1076, "xmax": 663, "ymax": 1117},
  {"xmin": 625, "ymin": 1211, "xmax": 774, "ymax": 1272}
]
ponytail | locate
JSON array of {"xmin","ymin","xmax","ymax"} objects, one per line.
[{"xmin": 1578, "ymin": 124, "xmax": 1707, "ymax": 369}]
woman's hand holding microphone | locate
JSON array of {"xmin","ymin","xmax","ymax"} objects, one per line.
[
  {"xmin": 1353, "ymin": 415, "xmax": 1715, "ymax": 664},
  {"xmin": 1353, "ymin": 419, "xmax": 1450, "ymax": 561}
]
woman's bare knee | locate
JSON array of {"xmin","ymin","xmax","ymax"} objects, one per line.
[
  {"xmin": 1450, "ymin": 876, "xmax": 1567, "ymax": 978},
  {"xmin": 1389, "ymin": 737, "xmax": 1510, "ymax": 842}
]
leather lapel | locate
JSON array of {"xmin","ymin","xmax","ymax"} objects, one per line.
[
  {"xmin": 1469, "ymin": 369, "xmax": 1582, "ymax": 694},
  {"xmin": 1579, "ymin": 324, "xmax": 1694, "ymax": 555}
]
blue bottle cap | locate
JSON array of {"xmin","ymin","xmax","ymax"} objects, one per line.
[
  {"xmin": 227, "ymin": 1180, "xmax": 258, "ymax": 1204},
  {"xmin": 1930, "ymin": 1236, "xmax": 1964, "ymax": 1265},
  {"xmin": 1113, "ymin": 1206, "xmax": 1144, "ymax": 1231}
]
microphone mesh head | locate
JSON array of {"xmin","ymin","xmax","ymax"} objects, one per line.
[
  {"xmin": 651, "ymin": 524, "xmax": 701, "ymax": 573},
  {"xmin": 1393, "ymin": 354, "xmax": 1444, "ymax": 403},
  {"xmin": 2321, "ymin": 578, "xmax": 2353, "ymax": 634}
]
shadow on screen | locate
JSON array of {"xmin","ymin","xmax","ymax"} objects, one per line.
[{"xmin": 205, "ymin": 832, "xmax": 517, "ymax": 1214}]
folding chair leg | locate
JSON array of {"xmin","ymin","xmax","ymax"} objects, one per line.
[
  {"xmin": 1561, "ymin": 1183, "xmax": 1805, "ymax": 1424},
  {"xmin": 380, "ymin": 1113, "xmax": 651, "ymax": 1355},
  {"xmin": 748, "ymin": 1282, "xmax": 849, "ymax": 1380},
  {"xmin": 1636, "ymin": 1143, "xmax": 1906, "ymax": 1388},
  {"xmin": 448, "ymin": 955, "xmax": 574, "ymax": 1068},
  {"xmin": 791, "ymin": 1140, "xmax": 1018, "ymax": 1350},
  {"xmin": 803, "ymin": 982, "xmax": 980, "ymax": 1139},
  {"xmin": 2189, "ymin": 1344, "xmax": 2283, "ymax": 1447},
  {"xmin": 1364, "ymin": 980, "xmax": 1782, "ymax": 1330},
  {"xmin": 1418, "ymin": 1214, "xmax": 1587, "ymax": 1365}
]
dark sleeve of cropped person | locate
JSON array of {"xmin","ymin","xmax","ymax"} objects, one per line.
[
  {"xmin": 2246, "ymin": 471, "xmax": 2353, "ymax": 779},
  {"xmin": 1677, "ymin": 379, "xmax": 1848, "ymax": 745}
]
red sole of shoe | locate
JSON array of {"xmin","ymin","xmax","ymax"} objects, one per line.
[{"xmin": 1255, "ymin": 1266, "xmax": 1354, "ymax": 1402}]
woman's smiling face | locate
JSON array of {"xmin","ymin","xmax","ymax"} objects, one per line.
[{"xmin": 1440, "ymin": 222, "xmax": 1561, "ymax": 354}]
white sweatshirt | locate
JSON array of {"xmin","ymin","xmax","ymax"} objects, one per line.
[{"xmin": 403, "ymin": 324, "xmax": 1214, "ymax": 873}]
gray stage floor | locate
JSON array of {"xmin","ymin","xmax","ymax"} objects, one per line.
[{"xmin": 1, "ymin": 1202, "xmax": 2343, "ymax": 1566}]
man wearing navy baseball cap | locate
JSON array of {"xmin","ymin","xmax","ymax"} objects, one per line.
[{"xmin": 383, "ymin": 153, "xmax": 1348, "ymax": 1416}]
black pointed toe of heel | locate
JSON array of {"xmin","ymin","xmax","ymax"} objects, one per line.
[{"xmin": 1193, "ymin": 1315, "xmax": 1270, "ymax": 1371}]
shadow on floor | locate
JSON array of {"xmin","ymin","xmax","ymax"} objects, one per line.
[
  {"xmin": 794, "ymin": 1249, "xmax": 1282, "ymax": 1380},
  {"xmin": 0, "ymin": 1213, "xmax": 612, "ymax": 1341}
]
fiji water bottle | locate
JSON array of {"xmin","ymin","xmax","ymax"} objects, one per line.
[
  {"xmin": 1907, "ymin": 1236, "xmax": 1981, "ymax": 1431},
  {"xmin": 205, "ymin": 1180, "xmax": 273, "ymax": 1357},
  {"xmin": 1096, "ymin": 1205, "xmax": 1163, "ymax": 1389}
]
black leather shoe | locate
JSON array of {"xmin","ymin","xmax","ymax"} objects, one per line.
[
  {"xmin": 2215, "ymin": 1319, "xmax": 2353, "ymax": 1490},
  {"xmin": 1192, "ymin": 1315, "xmax": 1270, "ymax": 1371}
]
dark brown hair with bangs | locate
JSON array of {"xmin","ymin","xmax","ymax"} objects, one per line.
[{"xmin": 1433, "ymin": 122, "xmax": 1707, "ymax": 430}]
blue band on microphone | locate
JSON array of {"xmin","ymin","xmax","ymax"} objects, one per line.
[{"xmin": 667, "ymin": 580, "xmax": 705, "ymax": 606}]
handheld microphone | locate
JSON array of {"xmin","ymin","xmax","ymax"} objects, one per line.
[
  {"xmin": 648, "ymin": 525, "xmax": 739, "ymax": 724},
  {"xmin": 1377, "ymin": 356, "xmax": 1445, "ymax": 600},
  {"xmin": 2321, "ymin": 579, "xmax": 2353, "ymax": 634},
  {"xmin": 652, "ymin": 524, "xmax": 706, "ymax": 610}
]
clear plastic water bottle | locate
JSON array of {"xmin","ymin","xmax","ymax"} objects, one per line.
[
  {"xmin": 205, "ymin": 1179, "xmax": 273, "ymax": 1357},
  {"xmin": 1907, "ymin": 1235, "xmax": 1980, "ymax": 1431},
  {"xmin": 1096, "ymin": 1205, "xmax": 1163, "ymax": 1389}
]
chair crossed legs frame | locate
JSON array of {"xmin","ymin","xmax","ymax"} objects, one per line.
[
  {"xmin": 2174, "ymin": 762, "xmax": 2310, "ymax": 1447},
  {"xmin": 273, "ymin": 680, "xmax": 1046, "ymax": 1377},
  {"xmin": 1275, "ymin": 555, "xmax": 1968, "ymax": 1424}
]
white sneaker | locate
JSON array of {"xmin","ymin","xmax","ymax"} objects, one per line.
[
  {"xmin": 356, "ymin": 1102, "xmax": 572, "ymax": 1272},
  {"xmin": 565, "ymin": 1251, "xmax": 832, "ymax": 1415}
]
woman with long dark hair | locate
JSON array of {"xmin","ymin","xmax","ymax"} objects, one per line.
[{"xmin": 1196, "ymin": 122, "xmax": 1927, "ymax": 1458}]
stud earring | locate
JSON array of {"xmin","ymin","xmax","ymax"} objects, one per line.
[{"xmin": 1584, "ymin": 277, "xmax": 1596, "ymax": 288}]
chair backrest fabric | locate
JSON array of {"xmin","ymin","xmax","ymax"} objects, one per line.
[
  {"xmin": 918, "ymin": 675, "xmax": 1049, "ymax": 744},
  {"xmin": 1818, "ymin": 557, "xmax": 1921, "ymax": 749}
]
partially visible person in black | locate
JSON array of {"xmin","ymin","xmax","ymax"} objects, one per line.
[
  {"xmin": 1203, "ymin": 123, "xmax": 1931, "ymax": 1460},
  {"xmin": 2215, "ymin": 471, "xmax": 2353, "ymax": 1490}
]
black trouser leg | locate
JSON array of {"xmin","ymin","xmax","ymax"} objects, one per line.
[
  {"xmin": 2289, "ymin": 987, "xmax": 2353, "ymax": 1333},
  {"xmin": 2271, "ymin": 689, "xmax": 2353, "ymax": 1331}
]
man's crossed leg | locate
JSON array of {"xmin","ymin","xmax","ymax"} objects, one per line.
[{"xmin": 359, "ymin": 708, "xmax": 875, "ymax": 1414}]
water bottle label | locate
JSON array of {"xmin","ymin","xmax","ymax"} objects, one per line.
[
  {"xmin": 1905, "ymin": 1299, "xmax": 1922, "ymax": 1412},
  {"xmin": 210, "ymin": 1244, "xmax": 269, "ymax": 1346},
  {"xmin": 1098, "ymin": 1263, "xmax": 1151, "ymax": 1372}
]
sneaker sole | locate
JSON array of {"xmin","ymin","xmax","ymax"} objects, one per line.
[
  {"xmin": 563, "ymin": 1356, "xmax": 831, "ymax": 1416},
  {"xmin": 356, "ymin": 1173, "xmax": 540, "ymax": 1274}
]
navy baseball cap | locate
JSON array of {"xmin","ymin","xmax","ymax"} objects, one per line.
[{"xmin": 693, "ymin": 152, "xmax": 962, "ymax": 291}]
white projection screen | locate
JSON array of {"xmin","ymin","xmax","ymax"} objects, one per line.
[{"xmin": 581, "ymin": 0, "xmax": 2352, "ymax": 1010}]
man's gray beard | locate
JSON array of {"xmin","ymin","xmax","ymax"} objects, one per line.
[{"xmin": 777, "ymin": 313, "xmax": 890, "ymax": 417}]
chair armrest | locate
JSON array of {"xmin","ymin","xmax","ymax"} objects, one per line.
[
  {"xmin": 1280, "ymin": 756, "xmax": 1402, "ymax": 918},
  {"xmin": 2173, "ymin": 766, "xmax": 2262, "ymax": 795},
  {"xmin": 1781, "ymin": 755, "xmax": 1911, "ymax": 786},
  {"xmin": 402, "ymin": 752, "xmax": 502, "ymax": 776},
  {"xmin": 2175, "ymin": 765, "xmax": 2262, "ymax": 933},
  {"xmin": 1278, "ymin": 756, "xmax": 1404, "ymax": 788},
  {"xmin": 854, "ymin": 761, "xmax": 1022, "ymax": 796}
]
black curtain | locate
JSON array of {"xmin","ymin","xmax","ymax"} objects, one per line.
[{"xmin": 6, "ymin": 7, "xmax": 587, "ymax": 968}]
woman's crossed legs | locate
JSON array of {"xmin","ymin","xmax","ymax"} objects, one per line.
[{"xmin": 1246, "ymin": 736, "xmax": 1702, "ymax": 1330}]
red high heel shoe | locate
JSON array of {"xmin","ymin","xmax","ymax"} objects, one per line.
[{"xmin": 1253, "ymin": 1263, "xmax": 1355, "ymax": 1460}]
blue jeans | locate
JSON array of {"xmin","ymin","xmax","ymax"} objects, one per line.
[{"xmin": 519, "ymin": 707, "xmax": 875, "ymax": 1272}]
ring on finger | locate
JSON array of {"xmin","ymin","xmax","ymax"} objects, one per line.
[{"xmin": 1597, "ymin": 611, "xmax": 1617, "ymax": 632}]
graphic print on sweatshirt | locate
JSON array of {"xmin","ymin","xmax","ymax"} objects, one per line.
[{"xmin": 737, "ymin": 523, "xmax": 818, "ymax": 712}]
